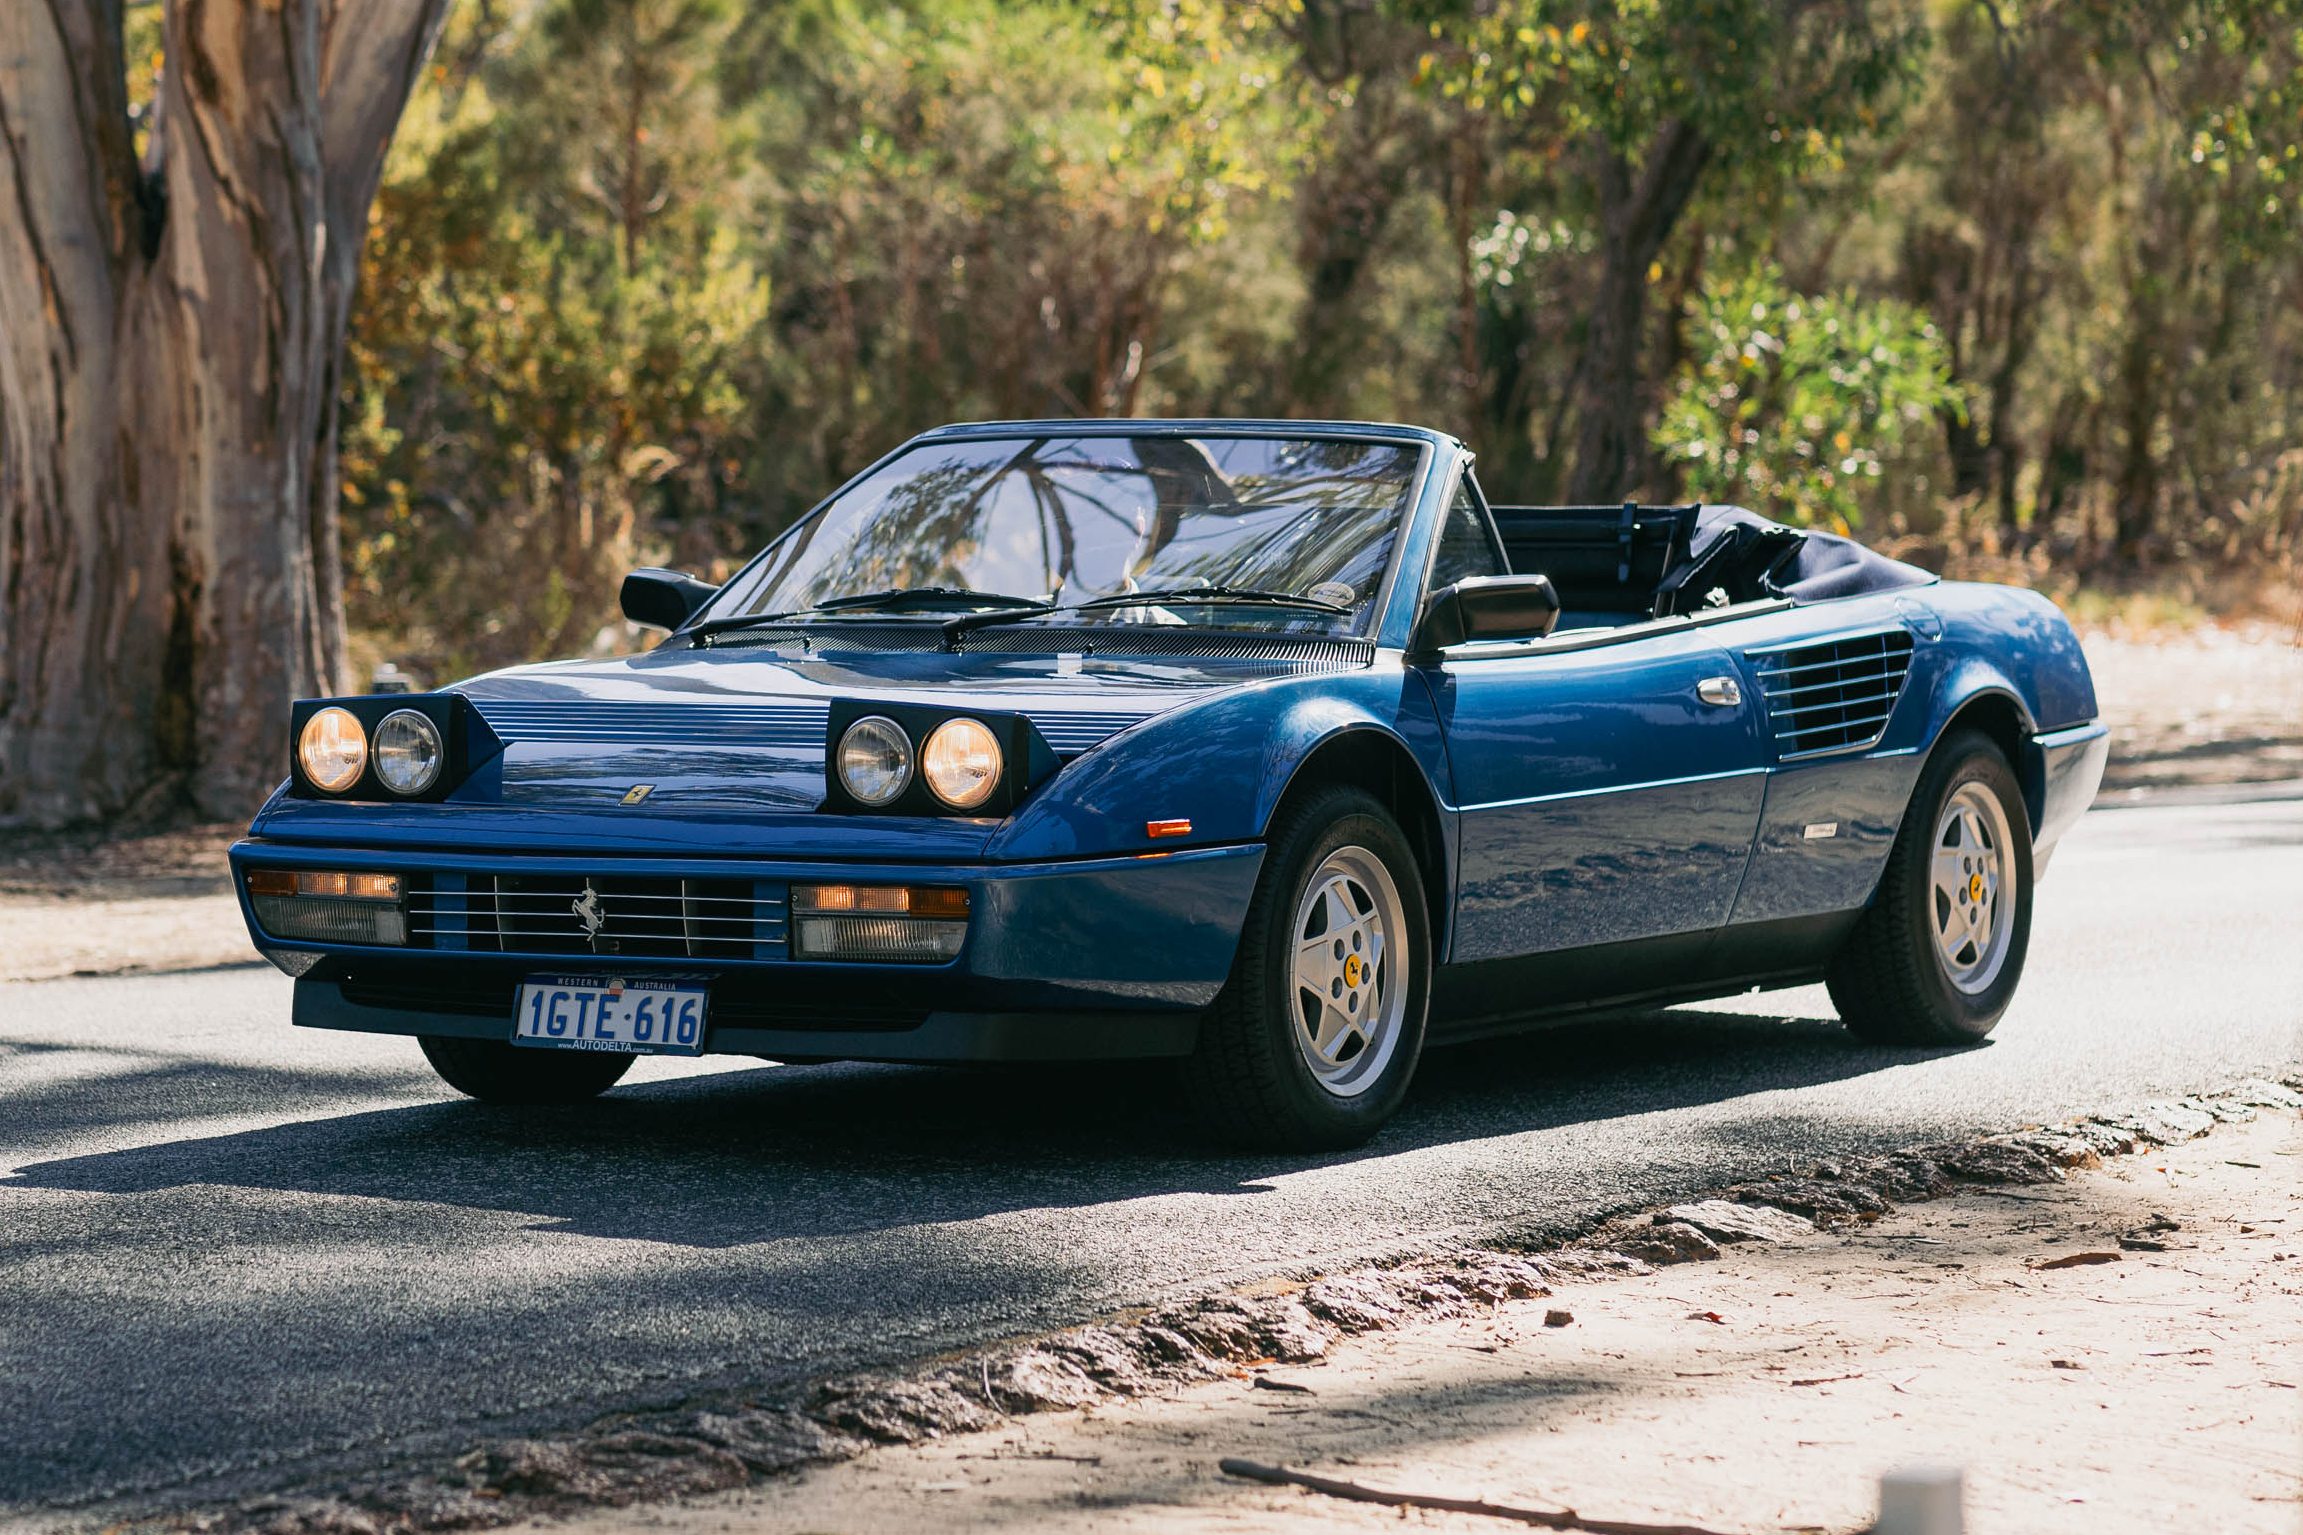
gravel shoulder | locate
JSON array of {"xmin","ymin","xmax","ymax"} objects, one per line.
[
  {"xmin": 0, "ymin": 824, "xmax": 252, "ymax": 983},
  {"xmin": 506, "ymin": 1103, "xmax": 2303, "ymax": 1535},
  {"xmin": 2085, "ymin": 629, "xmax": 2303, "ymax": 798}
]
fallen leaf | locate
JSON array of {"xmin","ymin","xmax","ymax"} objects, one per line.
[
  {"xmin": 2033, "ymin": 1251, "xmax": 2123, "ymax": 1270},
  {"xmin": 1687, "ymin": 1311, "xmax": 1727, "ymax": 1324}
]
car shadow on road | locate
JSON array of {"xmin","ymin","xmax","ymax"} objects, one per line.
[{"xmin": 4, "ymin": 1007, "xmax": 1971, "ymax": 1248}]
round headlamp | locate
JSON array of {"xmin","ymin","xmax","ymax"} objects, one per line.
[
  {"xmin": 837, "ymin": 716, "xmax": 914, "ymax": 806},
  {"xmin": 298, "ymin": 707, "xmax": 368, "ymax": 793},
  {"xmin": 373, "ymin": 709, "xmax": 444, "ymax": 796},
  {"xmin": 921, "ymin": 717, "xmax": 1002, "ymax": 810}
]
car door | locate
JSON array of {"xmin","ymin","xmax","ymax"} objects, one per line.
[{"xmin": 1418, "ymin": 481, "xmax": 1770, "ymax": 969}]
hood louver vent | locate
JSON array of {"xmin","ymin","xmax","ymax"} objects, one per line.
[
  {"xmin": 465, "ymin": 697, "xmax": 1158, "ymax": 758},
  {"xmin": 1751, "ymin": 629, "xmax": 1916, "ymax": 758}
]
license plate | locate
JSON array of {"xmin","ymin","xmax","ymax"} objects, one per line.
[{"xmin": 513, "ymin": 974, "xmax": 708, "ymax": 1055}]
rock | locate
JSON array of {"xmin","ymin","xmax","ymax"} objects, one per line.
[
  {"xmin": 1543, "ymin": 1309, "xmax": 1575, "ymax": 1327},
  {"xmin": 1542, "ymin": 1250, "xmax": 1654, "ymax": 1277},
  {"xmin": 1933, "ymin": 1139, "xmax": 2065, "ymax": 1184},
  {"xmin": 2069, "ymin": 1120, "xmax": 2142, "ymax": 1157},
  {"xmin": 807, "ymin": 1375, "xmax": 1003, "ymax": 1444},
  {"xmin": 2096, "ymin": 1101, "xmax": 2217, "ymax": 1145},
  {"xmin": 1731, "ymin": 1178, "xmax": 1892, "ymax": 1222},
  {"xmin": 665, "ymin": 1408, "xmax": 861, "ymax": 1475},
  {"xmin": 985, "ymin": 1351, "xmax": 1105, "ymax": 1412},
  {"xmin": 1836, "ymin": 1152, "xmax": 1952, "ymax": 1202},
  {"xmin": 2228, "ymin": 1078, "xmax": 2303, "ymax": 1110},
  {"xmin": 1041, "ymin": 1324, "xmax": 1161, "ymax": 1392},
  {"xmin": 1302, "ymin": 1273, "xmax": 1409, "ymax": 1333},
  {"xmin": 1620, "ymin": 1221, "xmax": 1722, "ymax": 1265},
  {"xmin": 1662, "ymin": 1199, "xmax": 1817, "ymax": 1244},
  {"xmin": 2001, "ymin": 1131, "xmax": 2102, "ymax": 1169},
  {"xmin": 1443, "ymin": 1251, "xmax": 1556, "ymax": 1302}
]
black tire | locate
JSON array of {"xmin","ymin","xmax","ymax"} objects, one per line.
[
  {"xmin": 1827, "ymin": 729, "xmax": 2034, "ymax": 1045},
  {"xmin": 418, "ymin": 1035, "xmax": 635, "ymax": 1104},
  {"xmin": 1183, "ymin": 785, "xmax": 1432, "ymax": 1151}
]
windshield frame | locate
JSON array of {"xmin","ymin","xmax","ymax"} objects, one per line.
[{"xmin": 687, "ymin": 421, "xmax": 1446, "ymax": 643}]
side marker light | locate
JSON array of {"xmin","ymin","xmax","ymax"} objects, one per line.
[{"xmin": 1146, "ymin": 819, "xmax": 1192, "ymax": 839}]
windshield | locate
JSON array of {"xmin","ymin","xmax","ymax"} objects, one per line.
[{"xmin": 706, "ymin": 434, "xmax": 1422, "ymax": 631}]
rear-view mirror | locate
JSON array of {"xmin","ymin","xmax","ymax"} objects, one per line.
[
  {"xmin": 620, "ymin": 567, "xmax": 720, "ymax": 631},
  {"xmin": 1414, "ymin": 574, "xmax": 1561, "ymax": 652}
]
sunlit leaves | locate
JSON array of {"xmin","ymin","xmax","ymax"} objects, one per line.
[{"xmin": 1657, "ymin": 264, "xmax": 1961, "ymax": 531}]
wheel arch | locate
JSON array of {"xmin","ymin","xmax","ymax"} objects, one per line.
[
  {"xmin": 1262, "ymin": 726, "xmax": 1454, "ymax": 960},
  {"xmin": 1929, "ymin": 675, "xmax": 2043, "ymax": 836}
]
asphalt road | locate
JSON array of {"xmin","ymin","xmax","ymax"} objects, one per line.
[{"xmin": 3, "ymin": 791, "xmax": 2298, "ymax": 1526}]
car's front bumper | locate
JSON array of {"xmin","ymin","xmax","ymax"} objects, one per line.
[
  {"xmin": 229, "ymin": 839, "xmax": 1264, "ymax": 1062},
  {"xmin": 2030, "ymin": 720, "xmax": 2110, "ymax": 875}
]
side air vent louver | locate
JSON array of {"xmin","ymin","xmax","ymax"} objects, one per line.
[{"xmin": 1751, "ymin": 629, "xmax": 1916, "ymax": 759}]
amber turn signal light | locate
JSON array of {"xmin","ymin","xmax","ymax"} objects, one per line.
[
  {"xmin": 246, "ymin": 870, "xmax": 401, "ymax": 900},
  {"xmin": 1145, "ymin": 819, "xmax": 1192, "ymax": 839},
  {"xmin": 791, "ymin": 883, "xmax": 970, "ymax": 918}
]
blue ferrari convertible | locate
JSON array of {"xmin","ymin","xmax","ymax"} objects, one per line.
[{"xmin": 233, "ymin": 420, "xmax": 2107, "ymax": 1148}]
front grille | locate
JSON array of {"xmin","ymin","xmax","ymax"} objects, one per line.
[
  {"xmin": 332, "ymin": 963, "xmax": 930, "ymax": 1033},
  {"xmin": 406, "ymin": 874, "xmax": 787, "ymax": 959},
  {"xmin": 1751, "ymin": 629, "xmax": 1916, "ymax": 758}
]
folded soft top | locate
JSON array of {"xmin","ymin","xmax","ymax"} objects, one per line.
[{"xmin": 1486, "ymin": 501, "xmax": 1933, "ymax": 617}]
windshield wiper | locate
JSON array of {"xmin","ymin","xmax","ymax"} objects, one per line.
[
  {"xmin": 688, "ymin": 587, "xmax": 1053, "ymax": 643},
  {"xmin": 1065, "ymin": 584, "xmax": 1352, "ymax": 615}
]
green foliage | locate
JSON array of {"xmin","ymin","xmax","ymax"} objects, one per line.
[
  {"xmin": 1433, "ymin": 0, "xmax": 1920, "ymax": 160},
  {"xmin": 1657, "ymin": 265, "xmax": 1961, "ymax": 532},
  {"xmin": 337, "ymin": 0, "xmax": 2303, "ymax": 677}
]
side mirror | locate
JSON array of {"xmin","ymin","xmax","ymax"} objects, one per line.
[
  {"xmin": 1415, "ymin": 574, "xmax": 1561, "ymax": 652},
  {"xmin": 620, "ymin": 567, "xmax": 719, "ymax": 631}
]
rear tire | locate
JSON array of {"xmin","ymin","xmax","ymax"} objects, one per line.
[
  {"xmin": 1826, "ymin": 729, "xmax": 2033, "ymax": 1045},
  {"xmin": 1183, "ymin": 786, "xmax": 1431, "ymax": 1151},
  {"xmin": 419, "ymin": 1035, "xmax": 635, "ymax": 1104}
]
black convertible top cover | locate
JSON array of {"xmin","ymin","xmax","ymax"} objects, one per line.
[
  {"xmin": 1693, "ymin": 505, "xmax": 1935, "ymax": 605},
  {"xmin": 1486, "ymin": 501, "xmax": 1934, "ymax": 617}
]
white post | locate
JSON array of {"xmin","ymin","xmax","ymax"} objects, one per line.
[{"xmin": 1875, "ymin": 1466, "xmax": 1963, "ymax": 1535}]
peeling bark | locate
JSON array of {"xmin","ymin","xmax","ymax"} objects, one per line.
[{"xmin": 0, "ymin": 0, "xmax": 447, "ymax": 825}]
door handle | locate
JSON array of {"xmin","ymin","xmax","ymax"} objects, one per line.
[{"xmin": 1696, "ymin": 676, "xmax": 1743, "ymax": 707}]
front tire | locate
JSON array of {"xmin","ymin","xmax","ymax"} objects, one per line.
[
  {"xmin": 1183, "ymin": 786, "xmax": 1431, "ymax": 1151},
  {"xmin": 1827, "ymin": 729, "xmax": 2034, "ymax": 1045},
  {"xmin": 419, "ymin": 1035, "xmax": 635, "ymax": 1104}
]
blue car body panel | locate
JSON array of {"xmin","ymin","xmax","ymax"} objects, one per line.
[{"xmin": 232, "ymin": 419, "xmax": 2106, "ymax": 1063}]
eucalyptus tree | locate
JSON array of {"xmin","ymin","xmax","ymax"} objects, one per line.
[
  {"xmin": 0, "ymin": 0, "xmax": 446, "ymax": 825},
  {"xmin": 1435, "ymin": 0, "xmax": 1922, "ymax": 503}
]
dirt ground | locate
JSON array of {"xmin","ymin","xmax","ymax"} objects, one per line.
[
  {"xmin": 511, "ymin": 1109, "xmax": 2302, "ymax": 1535},
  {"xmin": 2085, "ymin": 629, "xmax": 2303, "ymax": 797},
  {"xmin": 0, "ymin": 822, "xmax": 253, "ymax": 982},
  {"xmin": 0, "ymin": 629, "xmax": 2295, "ymax": 982}
]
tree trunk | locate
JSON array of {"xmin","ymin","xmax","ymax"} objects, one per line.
[
  {"xmin": 0, "ymin": 0, "xmax": 447, "ymax": 827},
  {"xmin": 1563, "ymin": 120, "xmax": 1711, "ymax": 505}
]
